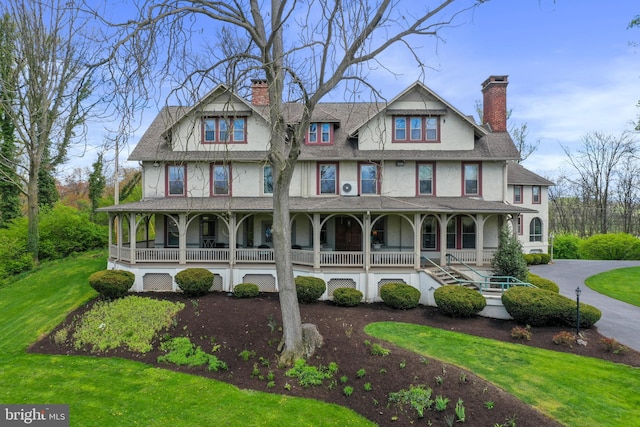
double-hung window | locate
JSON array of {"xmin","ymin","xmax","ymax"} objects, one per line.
[
  {"xmin": 513, "ymin": 185, "xmax": 523, "ymax": 204},
  {"xmin": 532, "ymin": 185, "xmax": 541, "ymax": 204},
  {"xmin": 318, "ymin": 163, "xmax": 338, "ymax": 194},
  {"xmin": 359, "ymin": 163, "xmax": 380, "ymax": 195},
  {"xmin": 263, "ymin": 165, "xmax": 273, "ymax": 195},
  {"xmin": 417, "ymin": 163, "xmax": 435, "ymax": 195},
  {"xmin": 422, "ymin": 216, "xmax": 437, "ymax": 250},
  {"xmin": 530, "ymin": 217, "xmax": 543, "ymax": 242},
  {"xmin": 211, "ymin": 164, "xmax": 230, "ymax": 195},
  {"xmin": 167, "ymin": 164, "xmax": 186, "ymax": 196},
  {"xmin": 393, "ymin": 116, "xmax": 439, "ymax": 142},
  {"xmin": 462, "ymin": 162, "xmax": 481, "ymax": 196},
  {"xmin": 202, "ymin": 117, "xmax": 247, "ymax": 143},
  {"xmin": 307, "ymin": 123, "xmax": 333, "ymax": 144}
]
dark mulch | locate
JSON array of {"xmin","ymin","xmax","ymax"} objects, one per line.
[{"xmin": 30, "ymin": 292, "xmax": 640, "ymax": 427}]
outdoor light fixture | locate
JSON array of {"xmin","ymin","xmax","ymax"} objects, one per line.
[
  {"xmin": 396, "ymin": 160, "xmax": 405, "ymax": 166},
  {"xmin": 575, "ymin": 286, "xmax": 582, "ymax": 337}
]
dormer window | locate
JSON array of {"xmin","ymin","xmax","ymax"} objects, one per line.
[
  {"xmin": 202, "ymin": 117, "xmax": 247, "ymax": 143},
  {"xmin": 307, "ymin": 123, "xmax": 333, "ymax": 145},
  {"xmin": 393, "ymin": 116, "xmax": 440, "ymax": 143}
]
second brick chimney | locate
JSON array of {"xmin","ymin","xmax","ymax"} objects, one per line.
[
  {"xmin": 481, "ymin": 75, "xmax": 508, "ymax": 132},
  {"xmin": 251, "ymin": 79, "xmax": 269, "ymax": 106}
]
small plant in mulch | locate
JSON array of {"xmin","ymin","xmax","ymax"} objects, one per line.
[
  {"xmin": 343, "ymin": 386, "xmax": 354, "ymax": 397},
  {"xmin": 388, "ymin": 385, "xmax": 434, "ymax": 419},
  {"xmin": 364, "ymin": 339, "xmax": 391, "ymax": 356},
  {"xmin": 510, "ymin": 325, "xmax": 532, "ymax": 341},
  {"xmin": 552, "ymin": 331, "xmax": 577, "ymax": 347},
  {"xmin": 600, "ymin": 337, "xmax": 629, "ymax": 354},
  {"xmin": 157, "ymin": 336, "xmax": 228, "ymax": 372}
]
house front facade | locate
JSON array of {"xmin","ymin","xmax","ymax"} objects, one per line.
[{"xmin": 100, "ymin": 75, "xmax": 550, "ymax": 302}]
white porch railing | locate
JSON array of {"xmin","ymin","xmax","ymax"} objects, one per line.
[
  {"xmin": 186, "ymin": 248, "xmax": 229, "ymax": 262},
  {"xmin": 135, "ymin": 248, "xmax": 179, "ymax": 262},
  {"xmin": 292, "ymin": 249, "xmax": 314, "ymax": 266},
  {"xmin": 370, "ymin": 251, "xmax": 415, "ymax": 266},
  {"xmin": 320, "ymin": 251, "xmax": 363, "ymax": 266},
  {"xmin": 236, "ymin": 248, "xmax": 274, "ymax": 263}
]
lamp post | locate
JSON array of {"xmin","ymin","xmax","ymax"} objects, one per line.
[{"xmin": 575, "ymin": 286, "xmax": 582, "ymax": 337}]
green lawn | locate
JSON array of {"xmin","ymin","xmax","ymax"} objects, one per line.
[
  {"xmin": 366, "ymin": 322, "xmax": 640, "ymax": 427},
  {"xmin": 585, "ymin": 267, "xmax": 640, "ymax": 307},
  {"xmin": 0, "ymin": 252, "xmax": 372, "ymax": 427}
]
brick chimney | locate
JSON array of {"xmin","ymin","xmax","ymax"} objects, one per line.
[
  {"xmin": 481, "ymin": 75, "xmax": 508, "ymax": 132},
  {"xmin": 251, "ymin": 79, "xmax": 269, "ymax": 106}
]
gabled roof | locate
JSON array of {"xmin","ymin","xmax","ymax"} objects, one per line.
[
  {"xmin": 507, "ymin": 162, "xmax": 555, "ymax": 186},
  {"xmin": 348, "ymin": 81, "xmax": 488, "ymax": 139}
]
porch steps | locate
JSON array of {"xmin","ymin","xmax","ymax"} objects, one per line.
[{"xmin": 426, "ymin": 267, "xmax": 478, "ymax": 289}]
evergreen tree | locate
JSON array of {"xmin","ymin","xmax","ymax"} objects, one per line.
[
  {"xmin": 88, "ymin": 153, "xmax": 106, "ymax": 217},
  {"xmin": 0, "ymin": 13, "xmax": 21, "ymax": 227},
  {"xmin": 491, "ymin": 225, "xmax": 528, "ymax": 281}
]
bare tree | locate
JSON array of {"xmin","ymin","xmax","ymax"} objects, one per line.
[
  {"xmin": 614, "ymin": 155, "xmax": 640, "ymax": 234},
  {"xmin": 0, "ymin": 0, "xmax": 99, "ymax": 261},
  {"xmin": 562, "ymin": 131, "xmax": 637, "ymax": 235},
  {"xmin": 97, "ymin": 0, "xmax": 491, "ymax": 364}
]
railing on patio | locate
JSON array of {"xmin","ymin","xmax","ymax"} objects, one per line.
[
  {"xmin": 292, "ymin": 249, "xmax": 314, "ymax": 266},
  {"xmin": 319, "ymin": 251, "xmax": 363, "ymax": 266},
  {"xmin": 369, "ymin": 251, "xmax": 415, "ymax": 266},
  {"xmin": 186, "ymin": 248, "xmax": 229, "ymax": 262},
  {"xmin": 135, "ymin": 248, "xmax": 179, "ymax": 262},
  {"xmin": 235, "ymin": 248, "xmax": 274, "ymax": 263}
]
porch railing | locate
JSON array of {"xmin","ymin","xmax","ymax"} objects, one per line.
[
  {"xmin": 236, "ymin": 248, "xmax": 275, "ymax": 263},
  {"xmin": 369, "ymin": 251, "xmax": 415, "ymax": 266},
  {"xmin": 186, "ymin": 248, "xmax": 229, "ymax": 262},
  {"xmin": 320, "ymin": 250, "xmax": 363, "ymax": 266},
  {"xmin": 135, "ymin": 248, "xmax": 179, "ymax": 262}
]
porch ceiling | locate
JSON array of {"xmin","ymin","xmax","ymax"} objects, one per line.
[{"xmin": 98, "ymin": 196, "xmax": 536, "ymax": 215}]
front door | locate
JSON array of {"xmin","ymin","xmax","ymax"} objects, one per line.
[{"xmin": 335, "ymin": 216, "xmax": 362, "ymax": 251}]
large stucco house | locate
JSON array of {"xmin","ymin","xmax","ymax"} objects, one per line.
[{"xmin": 100, "ymin": 75, "xmax": 552, "ymax": 303}]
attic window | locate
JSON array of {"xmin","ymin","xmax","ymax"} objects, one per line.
[
  {"xmin": 306, "ymin": 123, "xmax": 334, "ymax": 145},
  {"xmin": 392, "ymin": 116, "xmax": 440, "ymax": 143},
  {"xmin": 202, "ymin": 117, "xmax": 247, "ymax": 144}
]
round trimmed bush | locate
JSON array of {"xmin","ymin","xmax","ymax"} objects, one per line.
[
  {"xmin": 175, "ymin": 268, "xmax": 214, "ymax": 297},
  {"xmin": 523, "ymin": 254, "xmax": 536, "ymax": 265},
  {"xmin": 559, "ymin": 301, "xmax": 602, "ymax": 329},
  {"xmin": 89, "ymin": 269, "xmax": 134, "ymax": 299},
  {"xmin": 332, "ymin": 287, "xmax": 363, "ymax": 307},
  {"xmin": 379, "ymin": 283, "xmax": 420, "ymax": 310},
  {"xmin": 539, "ymin": 253, "xmax": 551, "ymax": 264},
  {"xmin": 433, "ymin": 285, "xmax": 486, "ymax": 318},
  {"xmin": 233, "ymin": 283, "xmax": 260, "ymax": 298},
  {"xmin": 527, "ymin": 273, "xmax": 560, "ymax": 293},
  {"xmin": 294, "ymin": 276, "xmax": 326, "ymax": 303}
]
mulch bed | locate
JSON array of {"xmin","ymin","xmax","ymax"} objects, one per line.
[{"xmin": 30, "ymin": 292, "xmax": 640, "ymax": 426}]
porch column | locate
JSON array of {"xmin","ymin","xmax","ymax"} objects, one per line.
[
  {"xmin": 129, "ymin": 213, "xmax": 137, "ymax": 265},
  {"xmin": 439, "ymin": 214, "xmax": 448, "ymax": 266},
  {"xmin": 116, "ymin": 213, "xmax": 124, "ymax": 261},
  {"xmin": 476, "ymin": 214, "xmax": 484, "ymax": 266},
  {"xmin": 313, "ymin": 213, "xmax": 321, "ymax": 269},
  {"xmin": 229, "ymin": 213, "xmax": 237, "ymax": 265},
  {"xmin": 179, "ymin": 213, "xmax": 187, "ymax": 265},
  {"xmin": 108, "ymin": 214, "xmax": 114, "ymax": 259},
  {"xmin": 414, "ymin": 213, "xmax": 421, "ymax": 269},
  {"xmin": 363, "ymin": 213, "xmax": 371, "ymax": 270}
]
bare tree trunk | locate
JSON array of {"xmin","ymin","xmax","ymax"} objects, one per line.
[{"xmin": 26, "ymin": 162, "xmax": 39, "ymax": 263}]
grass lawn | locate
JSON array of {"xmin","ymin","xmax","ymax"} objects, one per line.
[
  {"xmin": 585, "ymin": 267, "xmax": 640, "ymax": 307},
  {"xmin": 0, "ymin": 252, "xmax": 372, "ymax": 427},
  {"xmin": 366, "ymin": 322, "xmax": 640, "ymax": 427}
]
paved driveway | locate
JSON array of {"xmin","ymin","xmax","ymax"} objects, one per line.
[{"xmin": 529, "ymin": 260, "xmax": 640, "ymax": 351}]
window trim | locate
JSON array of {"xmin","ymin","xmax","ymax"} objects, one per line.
[
  {"xmin": 392, "ymin": 116, "xmax": 441, "ymax": 143},
  {"xmin": 201, "ymin": 117, "xmax": 248, "ymax": 144},
  {"xmin": 317, "ymin": 162, "xmax": 339, "ymax": 195},
  {"xmin": 166, "ymin": 164, "xmax": 187, "ymax": 197},
  {"xmin": 306, "ymin": 122, "xmax": 334, "ymax": 145},
  {"xmin": 210, "ymin": 163, "xmax": 231, "ymax": 196},
  {"xmin": 532, "ymin": 185, "xmax": 541, "ymax": 204},
  {"xmin": 513, "ymin": 185, "xmax": 523, "ymax": 204},
  {"xmin": 416, "ymin": 162, "xmax": 436, "ymax": 196},
  {"xmin": 358, "ymin": 162, "xmax": 381, "ymax": 195},
  {"xmin": 462, "ymin": 162, "xmax": 482, "ymax": 196},
  {"xmin": 263, "ymin": 165, "xmax": 273, "ymax": 195}
]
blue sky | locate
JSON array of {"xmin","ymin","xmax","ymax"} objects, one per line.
[
  {"xmin": 72, "ymin": 0, "xmax": 640, "ymax": 179},
  {"xmin": 370, "ymin": 0, "xmax": 640, "ymax": 177}
]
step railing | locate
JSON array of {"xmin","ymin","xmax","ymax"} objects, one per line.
[{"xmin": 445, "ymin": 253, "xmax": 535, "ymax": 292}]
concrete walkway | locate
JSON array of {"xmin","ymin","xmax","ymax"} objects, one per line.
[{"xmin": 529, "ymin": 260, "xmax": 640, "ymax": 352}]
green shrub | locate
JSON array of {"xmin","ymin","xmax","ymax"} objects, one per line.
[
  {"xmin": 89, "ymin": 270, "xmax": 135, "ymax": 299},
  {"xmin": 175, "ymin": 268, "xmax": 214, "ymax": 297},
  {"xmin": 502, "ymin": 287, "xmax": 566, "ymax": 326},
  {"xmin": 233, "ymin": 283, "xmax": 260, "ymax": 298},
  {"xmin": 433, "ymin": 285, "xmax": 486, "ymax": 318},
  {"xmin": 578, "ymin": 233, "xmax": 640, "ymax": 260},
  {"xmin": 294, "ymin": 276, "xmax": 326, "ymax": 303},
  {"xmin": 332, "ymin": 288, "xmax": 363, "ymax": 306},
  {"xmin": 502, "ymin": 286, "xmax": 600, "ymax": 328},
  {"xmin": 523, "ymin": 254, "xmax": 536, "ymax": 265},
  {"xmin": 379, "ymin": 283, "xmax": 420, "ymax": 310},
  {"xmin": 491, "ymin": 226, "xmax": 528, "ymax": 281},
  {"xmin": 532, "ymin": 254, "xmax": 542, "ymax": 265},
  {"xmin": 527, "ymin": 273, "xmax": 560, "ymax": 293},
  {"xmin": 539, "ymin": 253, "xmax": 551, "ymax": 264},
  {"xmin": 553, "ymin": 234, "xmax": 582, "ymax": 259}
]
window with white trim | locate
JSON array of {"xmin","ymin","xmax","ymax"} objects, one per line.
[
  {"xmin": 167, "ymin": 165, "xmax": 186, "ymax": 196},
  {"xmin": 463, "ymin": 163, "xmax": 481, "ymax": 196},
  {"xmin": 318, "ymin": 163, "xmax": 337, "ymax": 194},
  {"xmin": 418, "ymin": 163, "xmax": 435, "ymax": 195},
  {"xmin": 211, "ymin": 164, "xmax": 230, "ymax": 195},
  {"xmin": 360, "ymin": 163, "xmax": 379, "ymax": 195},
  {"xmin": 530, "ymin": 217, "xmax": 543, "ymax": 242}
]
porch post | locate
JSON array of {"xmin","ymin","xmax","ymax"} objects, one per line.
[
  {"xmin": 476, "ymin": 214, "xmax": 484, "ymax": 266},
  {"xmin": 313, "ymin": 213, "xmax": 321, "ymax": 269},
  {"xmin": 116, "ymin": 213, "xmax": 124, "ymax": 261},
  {"xmin": 414, "ymin": 213, "xmax": 421, "ymax": 269},
  {"xmin": 129, "ymin": 213, "xmax": 137, "ymax": 265},
  {"xmin": 229, "ymin": 213, "xmax": 237, "ymax": 265},
  {"xmin": 364, "ymin": 213, "xmax": 371, "ymax": 270},
  {"xmin": 108, "ymin": 214, "xmax": 113, "ymax": 258},
  {"xmin": 179, "ymin": 213, "xmax": 187, "ymax": 265},
  {"xmin": 439, "ymin": 214, "xmax": 448, "ymax": 266}
]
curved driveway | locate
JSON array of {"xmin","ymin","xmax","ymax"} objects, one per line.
[{"xmin": 529, "ymin": 260, "xmax": 640, "ymax": 352}]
